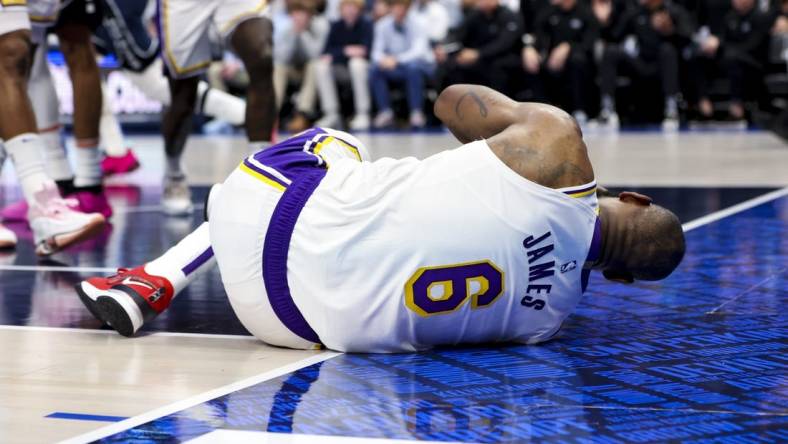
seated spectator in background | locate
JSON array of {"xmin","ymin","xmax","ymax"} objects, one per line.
[
  {"xmin": 411, "ymin": 0, "xmax": 451, "ymax": 44},
  {"xmin": 524, "ymin": 0, "xmax": 598, "ymax": 123},
  {"xmin": 592, "ymin": 0, "xmax": 631, "ymax": 44},
  {"xmin": 315, "ymin": 0, "xmax": 374, "ymax": 129},
  {"xmin": 373, "ymin": 0, "xmax": 391, "ymax": 20},
  {"xmin": 370, "ymin": 0, "xmax": 436, "ymax": 128},
  {"xmin": 440, "ymin": 0, "xmax": 465, "ymax": 29},
  {"xmin": 775, "ymin": 0, "xmax": 788, "ymax": 34},
  {"xmin": 273, "ymin": 0, "xmax": 330, "ymax": 132},
  {"xmin": 692, "ymin": 0, "xmax": 772, "ymax": 121},
  {"xmin": 599, "ymin": 0, "xmax": 694, "ymax": 130},
  {"xmin": 437, "ymin": 0, "xmax": 523, "ymax": 95}
]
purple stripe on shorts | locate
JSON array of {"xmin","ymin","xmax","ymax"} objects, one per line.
[
  {"xmin": 262, "ymin": 169, "xmax": 324, "ymax": 344},
  {"xmin": 243, "ymin": 159, "xmax": 289, "ymax": 188},
  {"xmin": 181, "ymin": 247, "xmax": 214, "ymax": 276}
]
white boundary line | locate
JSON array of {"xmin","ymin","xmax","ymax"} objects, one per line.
[
  {"xmin": 59, "ymin": 351, "xmax": 341, "ymax": 444},
  {"xmin": 681, "ymin": 187, "xmax": 788, "ymax": 232},
  {"xmin": 0, "ymin": 324, "xmax": 257, "ymax": 341},
  {"xmin": 0, "ymin": 265, "xmax": 117, "ymax": 273}
]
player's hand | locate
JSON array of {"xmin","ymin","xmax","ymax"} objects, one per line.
[
  {"xmin": 651, "ymin": 11, "xmax": 674, "ymax": 35},
  {"xmin": 701, "ymin": 35, "xmax": 720, "ymax": 56},
  {"xmin": 547, "ymin": 42, "xmax": 571, "ymax": 72},
  {"xmin": 344, "ymin": 45, "xmax": 367, "ymax": 58},
  {"xmin": 379, "ymin": 56, "xmax": 398, "ymax": 70},
  {"xmin": 522, "ymin": 46, "xmax": 541, "ymax": 73},
  {"xmin": 456, "ymin": 48, "xmax": 480, "ymax": 65},
  {"xmin": 592, "ymin": 0, "xmax": 612, "ymax": 25}
]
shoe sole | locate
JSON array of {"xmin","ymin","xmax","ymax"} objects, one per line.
[
  {"xmin": 36, "ymin": 214, "xmax": 106, "ymax": 256},
  {"xmin": 75, "ymin": 282, "xmax": 139, "ymax": 337}
]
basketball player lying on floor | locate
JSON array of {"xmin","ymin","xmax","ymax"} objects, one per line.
[{"xmin": 76, "ymin": 84, "xmax": 686, "ymax": 353}]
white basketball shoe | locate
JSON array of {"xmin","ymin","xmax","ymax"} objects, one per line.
[{"xmin": 28, "ymin": 184, "xmax": 106, "ymax": 256}]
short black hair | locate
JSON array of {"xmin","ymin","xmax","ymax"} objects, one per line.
[{"xmin": 626, "ymin": 205, "xmax": 686, "ymax": 281}]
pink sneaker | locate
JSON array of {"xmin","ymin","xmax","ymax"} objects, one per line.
[
  {"xmin": 1, "ymin": 200, "xmax": 29, "ymax": 222},
  {"xmin": 28, "ymin": 184, "xmax": 105, "ymax": 256},
  {"xmin": 101, "ymin": 149, "xmax": 140, "ymax": 176},
  {"xmin": 70, "ymin": 190, "xmax": 113, "ymax": 219}
]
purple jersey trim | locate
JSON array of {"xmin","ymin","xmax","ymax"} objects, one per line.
[
  {"xmin": 262, "ymin": 168, "xmax": 324, "ymax": 344},
  {"xmin": 563, "ymin": 183, "xmax": 597, "ymax": 195},
  {"xmin": 182, "ymin": 247, "xmax": 214, "ymax": 276}
]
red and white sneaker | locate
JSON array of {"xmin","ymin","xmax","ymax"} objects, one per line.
[{"xmin": 75, "ymin": 265, "xmax": 174, "ymax": 337}]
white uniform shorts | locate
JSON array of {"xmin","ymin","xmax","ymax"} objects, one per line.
[
  {"xmin": 157, "ymin": 0, "xmax": 268, "ymax": 78},
  {"xmin": 209, "ymin": 128, "xmax": 370, "ymax": 349},
  {"xmin": 0, "ymin": 1, "xmax": 30, "ymax": 36}
]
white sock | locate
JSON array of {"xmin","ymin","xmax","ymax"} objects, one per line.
[
  {"xmin": 125, "ymin": 60, "xmax": 172, "ymax": 105},
  {"xmin": 40, "ymin": 127, "xmax": 73, "ymax": 181},
  {"xmin": 5, "ymin": 133, "xmax": 57, "ymax": 203},
  {"xmin": 198, "ymin": 81, "xmax": 245, "ymax": 125},
  {"xmin": 145, "ymin": 222, "xmax": 215, "ymax": 294},
  {"xmin": 100, "ymin": 82, "xmax": 128, "ymax": 157},
  {"xmin": 73, "ymin": 142, "xmax": 103, "ymax": 188}
]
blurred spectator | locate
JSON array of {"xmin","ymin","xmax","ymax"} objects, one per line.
[
  {"xmin": 692, "ymin": 0, "xmax": 772, "ymax": 120},
  {"xmin": 598, "ymin": 0, "xmax": 695, "ymax": 129},
  {"xmin": 274, "ymin": 0, "xmax": 330, "ymax": 132},
  {"xmin": 772, "ymin": 0, "xmax": 788, "ymax": 34},
  {"xmin": 410, "ymin": 0, "xmax": 451, "ymax": 43},
  {"xmin": 315, "ymin": 0, "xmax": 374, "ymax": 129},
  {"xmin": 521, "ymin": 0, "xmax": 550, "ymax": 34},
  {"xmin": 373, "ymin": 0, "xmax": 392, "ymax": 20},
  {"xmin": 439, "ymin": 0, "xmax": 465, "ymax": 29},
  {"xmin": 524, "ymin": 0, "xmax": 598, "ymax": 123},
  {"xmin": 370, "ymin": 0, "xmax": 436, "ymax": 128},
  {"xmin": 437, "ymin": 0, "xmax": 523, "ymax": 95},
  {"xmin": 592, "ymin": 0, "xmax": 631, "ymax": 43}
]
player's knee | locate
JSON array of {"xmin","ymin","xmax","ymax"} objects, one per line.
[
  {"xmin": 0, "ymin": 32, "xmax": 32, "ymax": 80},
  {"xmin": 246, "ymin": 46, "xmax": 273, "ymax": 80}
]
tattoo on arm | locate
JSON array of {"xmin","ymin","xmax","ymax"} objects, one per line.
[{"xmin": 454, "ymin": 91, "xmax": 488, "ymax": 121}]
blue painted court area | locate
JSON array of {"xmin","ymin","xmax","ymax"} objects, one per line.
[{"xmin": 80, "ymin": 193, "xmax": 788, "ymax": 443}]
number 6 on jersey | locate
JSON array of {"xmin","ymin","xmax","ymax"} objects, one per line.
[{"xmin": 404, "ymin": 261, "xmax": 505, "ymax": 316}]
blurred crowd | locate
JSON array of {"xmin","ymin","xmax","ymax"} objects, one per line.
[{"xmin": 210, "ymin": 0, "xmax": 788, "ymax": 131}]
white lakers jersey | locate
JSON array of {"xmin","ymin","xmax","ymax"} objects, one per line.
[{"xmin": 287, "ymin": 140, "xmax": 600, "ymax": 353}]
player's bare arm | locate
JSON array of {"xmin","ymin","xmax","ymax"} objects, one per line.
[{"xmin": 434, "ymin": 84, "xmax": 594, "ymax": 189}]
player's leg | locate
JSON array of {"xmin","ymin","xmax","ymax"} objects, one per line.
[
  {"xmin": 0, "ymin": 21, "xmax": 104, "ymax": 254},
  {"xmin": 229, "ymin": 16, "xmax": 276, "ymax": 150},
  {"xmin": 1, "ymin": 39, "xmax": 75, "ymax": 222},
  {"xmin": 56, "ymin": 22, "xmax": 112, "ymax": 216},
  {"xmin": 76, "ymin": 218, "xmax": 217, "ymax": 336},
  {"xmin": 161, "ymin": 75, "xmax": 199, "ymax": 215}
]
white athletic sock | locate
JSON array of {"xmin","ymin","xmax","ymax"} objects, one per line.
[
  {"xmin": 125, "ymin": 60, "xmax": 172, "ymax": 105},
  {"xmin": 198, "ymin": 81, "xmax": 245, "ymax": 126},
  {"xmin": 40, "ymin": 127, "xmax": 74, "ymax": 181},
  {"xmin": 5, "ymin": 133, "xmax": 57, "ymax": 203},
  {"xmin": 73, "ymin": 141, "xmax": 103, "ymax": 188},
  {"xmin": 100, "ymin": 83, "xmax": 128, "ymax": 157},
  {"xmin": 145, "ymin": 222, "xmax": 215, "ymax": 295}
]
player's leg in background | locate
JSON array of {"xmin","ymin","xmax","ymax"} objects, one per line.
[
  {"xmin": 55, "ymin": 22, "xmax": 113, "ymax": 217},
  {"xmin": 161, "ymin": 75, "xmax": 199, "ymax": 215},
  {"xmin": 0, "ymin": 26, "xmax": 104, "ymax": 254},
  {"xmin": 230, "ymin": 17, "xmax": 276, "ymax": 151}
]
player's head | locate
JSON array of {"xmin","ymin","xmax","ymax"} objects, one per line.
[{"xmin": 599, "ymin": 192, "xmax": 685, "ymax": 283}]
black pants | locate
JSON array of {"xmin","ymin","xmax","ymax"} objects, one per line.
[
  {"xmin": 542, "ymin": 50, "xmax": 591, "ymax": 112},
  {"xmin": 600, "ymin": 43, "xmax": 680, "ymax": 99},
  {"xmin": 691, "ymin": 50, "xmax": 762, "ymax": 103},
  {"xmin": 439, "ymin": 54, "xmax": 521, "ymax": 97}
]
